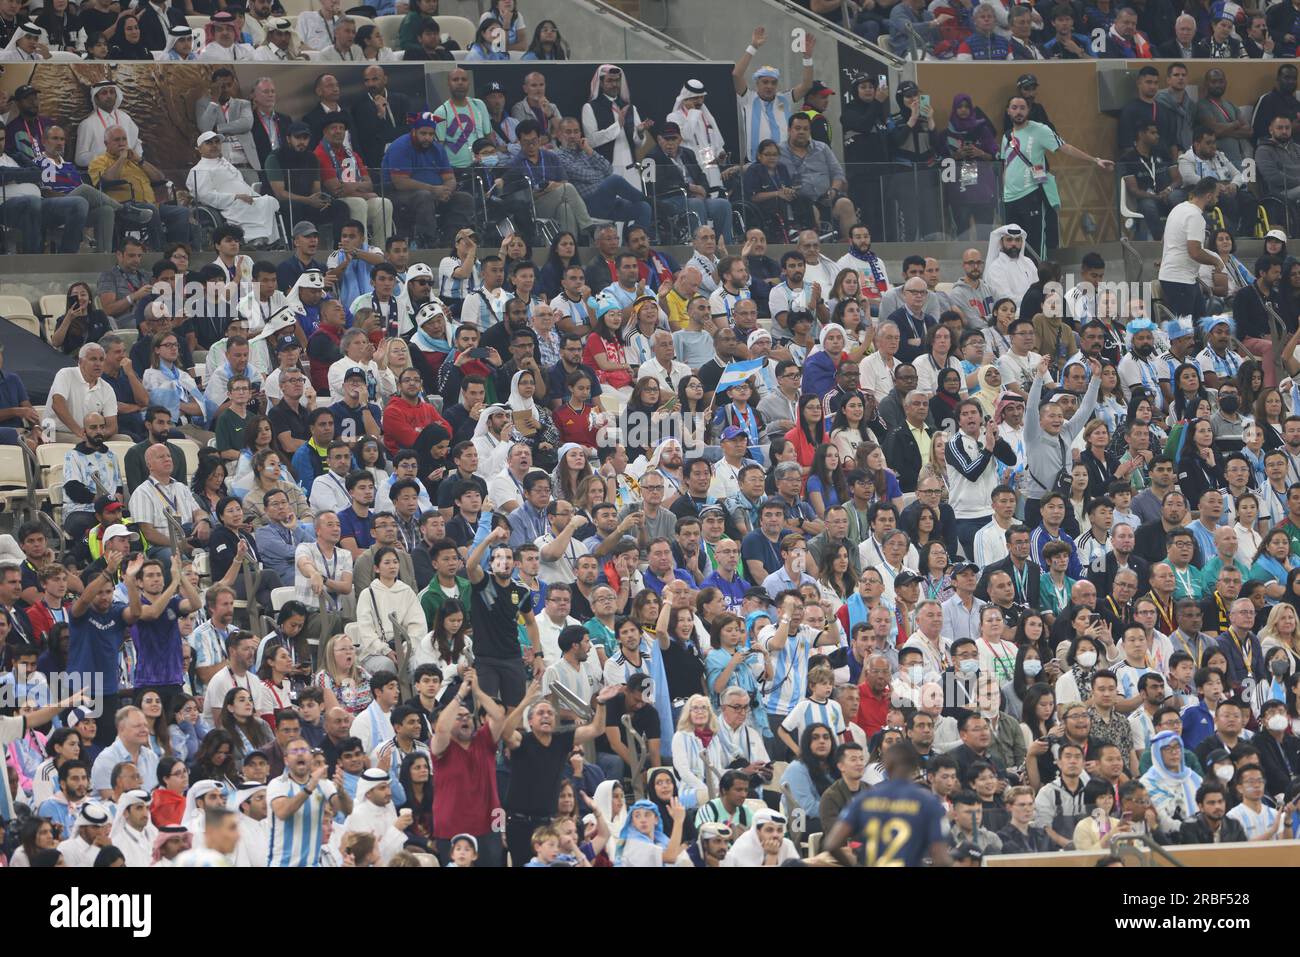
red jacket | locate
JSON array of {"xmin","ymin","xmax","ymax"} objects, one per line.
[
  {"xmin": 308, "ymin": 324, "xmax": 343, "ymax": 393},
  {"xmin": 383, "ymin": 395, "xmax": 451, "ymax": 456}
]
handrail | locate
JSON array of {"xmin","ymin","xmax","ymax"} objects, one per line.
[
  {"xmin": 579, "ymin": 0, "xmax": 708, "ymax": 60},
  {"xmin": 1109, "ymin": 833, "xmax": 1186, "ymax": 867}
]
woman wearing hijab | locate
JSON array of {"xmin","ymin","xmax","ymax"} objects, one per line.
[
  {"xmin": 108, "ymin": 12, "xmax": 151, "ymax": 59},
  {"xmin": 591, "ymin": 778, "xmax": 628, "ymax": 842},
  {"xmin": 646, "ymin": 766, "xmax": 698, "ymax": 846},
  {"xmin": 801, "ymin": 323, "xmax": 847, "ymax": 399},
  {"xmin": 409, "ymin": 301, "xmax": 455, "ymax": 385},
  {"xmin": 972, "ymin": 364, "xmax": 1002, "ymax": 418},
  {"xmin": 1139, "ymin": 730, "xmax": 1201, "ymax": 827},
  {"xmin": 928, "ymin": 368, "xmax": 964, "ymax": 431},
  {"xmin": 413, "ymin": 423, "xmax": 453, "ymax": 501},
  {"xmin": 507, "ymin": 368, "xmax": 560, "ymax": 471},
  {"xmin": 941, "ymin": 93, "xmax": 999, "ymax": 240}
]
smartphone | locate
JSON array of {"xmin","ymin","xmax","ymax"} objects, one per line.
[
  {"xmin": 878, "ymin": 74, "xmax": 887, "ymax": 88},
  {"xmin": 468, "ymin": 347, "xmax": 490, "ymax": 360},
  {"xmin": 919, "ymin": 94, "xmax": 931, "ymax": 112}
]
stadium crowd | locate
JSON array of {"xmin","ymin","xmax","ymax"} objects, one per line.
[{"xmin": 3, "ymin": 0, "xmax": 1300, "ymax": 870}]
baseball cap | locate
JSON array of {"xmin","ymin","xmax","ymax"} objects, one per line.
[
  {"xmin": 275, "ymin": 334, "xmax": 301, "ymax": 353},
  {"xmin": 894, "ymin": 570, "xmax": 924, "ymax": 588},
  {"xmin": 102, "ymin": 525, "xmax": 133, "ymax": 545},
  {"xmin": 344, "ymin": 366, "xmax": 367, "ymax": 381},
  {"xmin": 196, "ymin": 131, "xmax": 220, "ymax": 147},
  {"xmin": 659, "ymin": 121, "xmax": 682, "ymax": 137},
  {"xmin": 720, "ymin": 425, "xmax": 747, "ymax": 442},
  {"xmin": 747, "ymin": 329, "xmax": 773, "ymax": 348},
  {"xmin": 896, "ymin": 80, "xmax": 919, "ymax": 98},
  {"xmin": 952, "ymin": 842, "xmax": 984, "ymax": 863},
  {"xmin": 807, "ymin": 80, "xmax": 834, "ymax": 97},
  {"xmin": 291, "ymin": 221, "xmax": 319, "ymax": 238},
  {"xmin": 1017, "ymin": 73, "xmax": 1038, "ymax": 89},
  {"xmin": 12, "ymin": 84, "xmax": 37, "ymax": 101},
  {"xmin": 483, "ymin": 80, "xmax": 504, "ymax": 94},
  {"xmin": 951, "ymin": 561, "xmax": 979, "ymax": 576},
  {"xmin": 1266, "ymin": 228, "xmax": 1288, "ymax": 243},
  {"xmin": 320, "ymin": 114, "xmax": 348, "ymax": 130},
  {"xmin": 287, "ymin": 121, "xmax": 311, "ymax": 138}
]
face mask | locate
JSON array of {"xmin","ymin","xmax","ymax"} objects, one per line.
[
  {"xmin": 1218, "ymin": 395, "xmax": 1239, "ymax": 414},
  {"xmin": 1214, "ymin": 765, "xmax": 1235, "ymax": 782},
  {"xmin": 959, "ymin": 659, "xmax": 979, "ymax": 675},
  {"xmin": 1267, "ymin": 714, "xmax": 1289, "ymax": 733},
  {"xmin": 1076, "ymin": 651, "xmax": 1098, "ymax": 668},
  {"xmin": 907, "ymin": 665, "xmax": 924, "ymax": 684},
  {"xmin": 1272, "ymin": 659, "xmax": 1290, "ymax": 678},
  {"xmin": 1023, "ymin": 659, "xmax": 1043, "ymax": 677},
  {"xmin": 480, "ymin": 153, "xmax": 500, "ymax": 167}
]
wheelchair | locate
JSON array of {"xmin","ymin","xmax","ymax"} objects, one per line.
[{"xmin": 462, "ymin": 166, "xmax": 552, "ymax": 248}]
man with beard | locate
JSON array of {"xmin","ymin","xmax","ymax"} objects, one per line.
[
  {"xmin": 1252, "ymin": 64, "xmax": 1300, "ymax": 143},
  {"xmin": 382, "ymin": 114, "xmax": 474, "ymax": 249},
  {"xmin": 1194, "ymin": 69, "xmax": 1250, "ymax": 168},
  {"xmin": 947, "ymin": 247, "xmax": 996, "ymax": 328},
  {"xmin": 983, "ymin": 225, "xmax": 1036, "ymax": 307},
  {"xmin": 1000, "ymin": 96, "xmax": 1112, "ymax": 261},
  {"xmin": 264, "ymin": 124, "xmax": 343, "ymax": 246},
  {"xmin": 1233, "ymin": 256, "xmax": 1283, "ymax": 386},
  {"xmin": 1256, "ymin": 115, "xmax": 1300, "ymax": 249},
  {"xmin": 62, "ymin": 412, "xmax": 126, "ymax": 543},
  {"xmin": 350, "ymin": 65, "xmax": 414, "ymax": 173}
]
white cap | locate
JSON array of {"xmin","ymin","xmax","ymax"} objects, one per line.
[
  {"xmin": 102, "ymin": 524, "xmax": 133, "ymax": 544},
  {"xmin": 196, "ymin": 131, "xmax": 221, "ymax": 147}
]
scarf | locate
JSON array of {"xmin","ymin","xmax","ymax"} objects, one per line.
[
  {"xmin": 614, "ymin": 799, "xmax": 668, "ymax": 864},
  {"xmin": 508, "ymin": 370, "xmax": 539, "ymax": 414},
  {"xmin": 973, "ymin": 364, "xmax": 1001, "ymax": 417},
  {"xmin": 1070, "ymin": 662, "xmax": 1097, "ymax": 700},
  {"xmin": 1142, "ymin": 730, "xmax": 1201, "ymax": 814},
  {"xmin": 693, "ymin": 727, "xmax": 715, "ymax": 748},
  {"xmin": 842, "ymin": 246, "xmax": 890, "ymax": 295},
  {"xmin": 412, "ymin": 328, "xmax": 450, "ymax": 354}
]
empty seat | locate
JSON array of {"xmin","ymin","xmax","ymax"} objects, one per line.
[
  {"xmin": 375, "ymin": 13, "xmax": 403, "ymax": 48},
  {"xmin": 172, "ymin": 438, "xmax": 201, "ymax": 478},
  {"xmin": 4, "ymin": 314, "xmax": 40, "ymax": 337},
  {"xmin": 40, "ymin": 294, "xmax": 67, "ymax": 317},
  {"xmin": 436, "ymin": 14, "xmax": 475, "ymax": 49},
  {"xmin": 271, "ymin": 586, "xmax": 296, "ymax": 610}
]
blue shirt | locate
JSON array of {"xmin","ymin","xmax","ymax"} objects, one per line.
[
  {"xmin": 338, "ymin": 506, "xmax": 374, "ymax": 551},
  {"xmin": 69, "ymin": 602, "xmax": 129, "ymax": 696},
  {"xmin": 641, "ymin": 568, "xmax": 695, "ymax": 596},
  {"xmin": 382, "ymin": 133, "xmax": 453, "ymax": 189},
  {"xmin": 701, "ymin": 570, "xmax": 748, "ymax": 613},
  {"xmin": 1181, "ymin": 701, "xmax": 1216, "ymax": 752},
  {"xmin": 0, "ymin": 369, "xmax": 31, "ymax": 429},
  {"xmin": 132, "ymin": 594, "xmax": 185, "ymax": 687}
]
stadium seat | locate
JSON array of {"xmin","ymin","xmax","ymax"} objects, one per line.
[
  {"xmin": 114, "ymin": 328, "xmax": 140, "ymax": 348},
  {"xmin": 271, "ymin": 586, "xmax": 296, "ymax": 610},
  {"xmin": 437, "ymin": 14, "xmax": 475, "ymax": 49},
  {"xmin": 173, "ymin": 438, "xmax": 201, "ymax": 478},
  {"xmin": 375, "ymin": 14, "xmax": 402, "ymax": 48},
  {"xmin": 40, "ymin": 294, "xmax": 66, "ymax": 317},
  {"xmin": 105, "ymin": 441, "xmax": 134, "ymax": 480},
  {"xmin": 4, "ymin": 314, "xmax": 40, "ymax": 337},
  {"xmin": 0, "ymin": 294, "xmax": 37, "ymax": 317},
  {"xmin": 0, "ymin": 446, "xmax": 31, "ymax": 511},
  {"xmin": 1118, "ymin": 178, "xmax": 1142, "ymax": 237}
]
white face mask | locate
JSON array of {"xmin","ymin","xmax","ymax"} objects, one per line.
[
  {"xmin": 490, "ymin": 553, "xmax": 513, "ymax": 576},
  {"xmin": 1076, "ymin": 651, "xmax": 1098, "ymax": 668},
  {"xmin": 1266, "ymin": 714, "xmax": 1289, "ymax": 733},
  {"xmin": 1022, "ymin": 659, "xmax": 1043, "ymax": 677},
  {"xmin": 1214, "ymin": 765, "xmax": 1235, "ymax": 782},
  {"xmin": 907, "ymin": 665, "xmax": 924, "ymax": 684}
]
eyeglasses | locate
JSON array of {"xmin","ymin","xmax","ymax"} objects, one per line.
[{"xmin": 724, "ymin": 703, "xmax": 750, "ymax": 712}]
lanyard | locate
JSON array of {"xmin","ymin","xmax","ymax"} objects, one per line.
[
  {"xmin": 1011, "ymin": 561, "xmax": 1028, "ymax": 602},
  {"xmin": 150, "ymin": 479, "xmax": 177, "ymax": 515},
  {"xmin": 1173, "ymin": 565, "xmax": 1196, "ymax": 596},
  {"xmin": 1226, "ymin": 628, "xmax": 1253, "ymax": 671},
  {"xmin": 317, "ymin": 545, "xmax": 339, "ymax": 610},
  {"xmin": 1150, "ymin": 592, "xmax": 1175, "ymax": 633},
  {"xmin": 257, "ymin": 112, "xmax": 280, "ymax": 149}
]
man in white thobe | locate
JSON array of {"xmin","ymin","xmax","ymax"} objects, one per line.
[{"xmin": 186, "ymin": 131, "xmax": 281, "ymax": 245}]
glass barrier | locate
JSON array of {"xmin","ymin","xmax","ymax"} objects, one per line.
[{"xmin": 47, "ymin": 153, "xmax": 1118, "ymax": 256}]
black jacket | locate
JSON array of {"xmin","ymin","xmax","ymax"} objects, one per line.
[
  {"xmin": 645, "ymin": 144, "xmax": 708, "ymax": 198},
  {"xmin": 884, "ymin": 420, "xmax": 933, "ymax": 494},
  {"xmin": 134, "ymin": 1, "xmax": 188, "ymax": 51},
  {"xmin": 251, "ymin": 111, "xmax": 293, "ymax": 170},
  {"xmin": 1254, "ymin": 731, "xmax": 1300, "ymax": 796},
  {"xmin": 349, "ymin": 89, "xmax": 415, "ymax": 174},
  {"xmin": 841, "ymin": 97, "xmax": 892, "ymax": 166},
  {"xmin": 1087, "ymin": 552, "xmax": 1151, "ymax": 602},
  {"xmin": 975, "ymin": 555, "xmax": 1042, "ymax": 608},
  {"xmin": 1177, "ymin": 813, "xmax": 1248, "ymax": 845}
]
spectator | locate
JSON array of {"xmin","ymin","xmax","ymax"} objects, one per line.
[
  {"xmin": 779, "ymin": 113, "xmax": 854, "ymax": 239},
  {"xmin": 888, "ymin": 81, "xmax": 942, "ymax": 242},
  {"xmin": 732, "ymin": 27, "xmax": 816, "ymax": 163},
  {"xmin": 552, "ymin": 117, "xmax": 653, "ymax": 233},
  {"xmin": 511, "ymin": 120, "xmax": 594, "ymax": 241},
  {"xmin": 188, "ymin": 133, "xmax": 281, "ymax": 246},
  {"xmin": 522, "ymin": 19, "xmax": 568, "ymax": 60},
  {"xmin": 1158, "ymin": 177, "xmax": 1223, "ymax": 318},
  {"xmin": 87, "ymin": 127, "xmax": 192, "ymax": 251},
  {"xmin": 314, "ymin": 115, "xmax": 392, "ymax": 248},
  {"xmin": 1155, "ymin": 13, "xmax": 1196, "ymax": 57},
  {"xmin": 1042, "ymin": 4, "xmax": 1093, "ymax": 58},
  {"xmin": 647, "ymin": 123, "xmax": 734, "ymax": 244},
  {"xmin": 1099, "ymin": 6, "xmax": 1153, "ymax": 59},
  {"xmin": 198, "ymin": 9, "xmax": 256, "ymax": 60},
  {"xmin": 1119, "ymin": 120, "xmax": 1176, "ymax": 241},
  {"xmin": 1252, "ymin": 64, "xmax": 1300, "ymax": 143},
  {"xmin": 940, "ymin": 94, "xmax": 999, "ymax": 240},
  {"xmin": 381, "ymin": 114, "xmax": 474, "ymax": 249},
  {"xmin": 1195, "ymin": 11, "xmax": 1245, "ymax": 58}
]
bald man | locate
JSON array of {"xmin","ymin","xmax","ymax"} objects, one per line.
[{"xmin": 126, "ymin": 443, "xmax": 211, "ymax": 563}]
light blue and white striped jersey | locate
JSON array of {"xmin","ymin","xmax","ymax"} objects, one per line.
[
  {"xmin": 779, "ymin": 697, "xmax": 846, "ymax": 739},
  {"xmin": 437, "ymin": 256, "xmax": 482, "ymax": 300},
  {"xmin": 758, "ymin": 623, "xmax": 816, "ymax": 717},
  {"xmin": 266, "ymin": 774, "xmax": 336, "ymax": 867}
]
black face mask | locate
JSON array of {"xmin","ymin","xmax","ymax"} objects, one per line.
[
  {"xmin": 1272, "ymin": 659, "xmax": 1290, "ymax": 678},
  {"xmin": 1218, "ymin": 395, "xmax": 1240, "ymax": 414}
]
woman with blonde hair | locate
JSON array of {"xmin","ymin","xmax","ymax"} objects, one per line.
[
  {"xmin": 375, "ymin": 337, "xmax": 410, "ymax": 406},
  {"xmin": 671, "ymin": 693, "xmax": 719, "ymax": 795},
  {"xmin": 917, "ymin": 432, "xmax": 949, "ymax": 501},
  {"xmin": 314, "ymin": 633, "xmax": 374, "ymax": 716},
  {"xmin": 1259, "ymin": 601, "xmax": 1300, "ymax": 674}
]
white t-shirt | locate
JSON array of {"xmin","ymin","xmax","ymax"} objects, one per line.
[
  {"xmin": 128, "ymin": 478, "xmax": 201, "ymax": 529},
  {"xmin": 534, "ymin": 532, "xmax": 588, "ymax": 585},
  {"xmin": 1157, "ymin": 202, "xmax": 1209, "ymax": 284},
  {"xmin": 293, "ymin": 542, "xmax": 353, "ymax": 611},
  {"xmin": 45, "ymin": 367, "xmax": 118, "ymax": 428}
]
